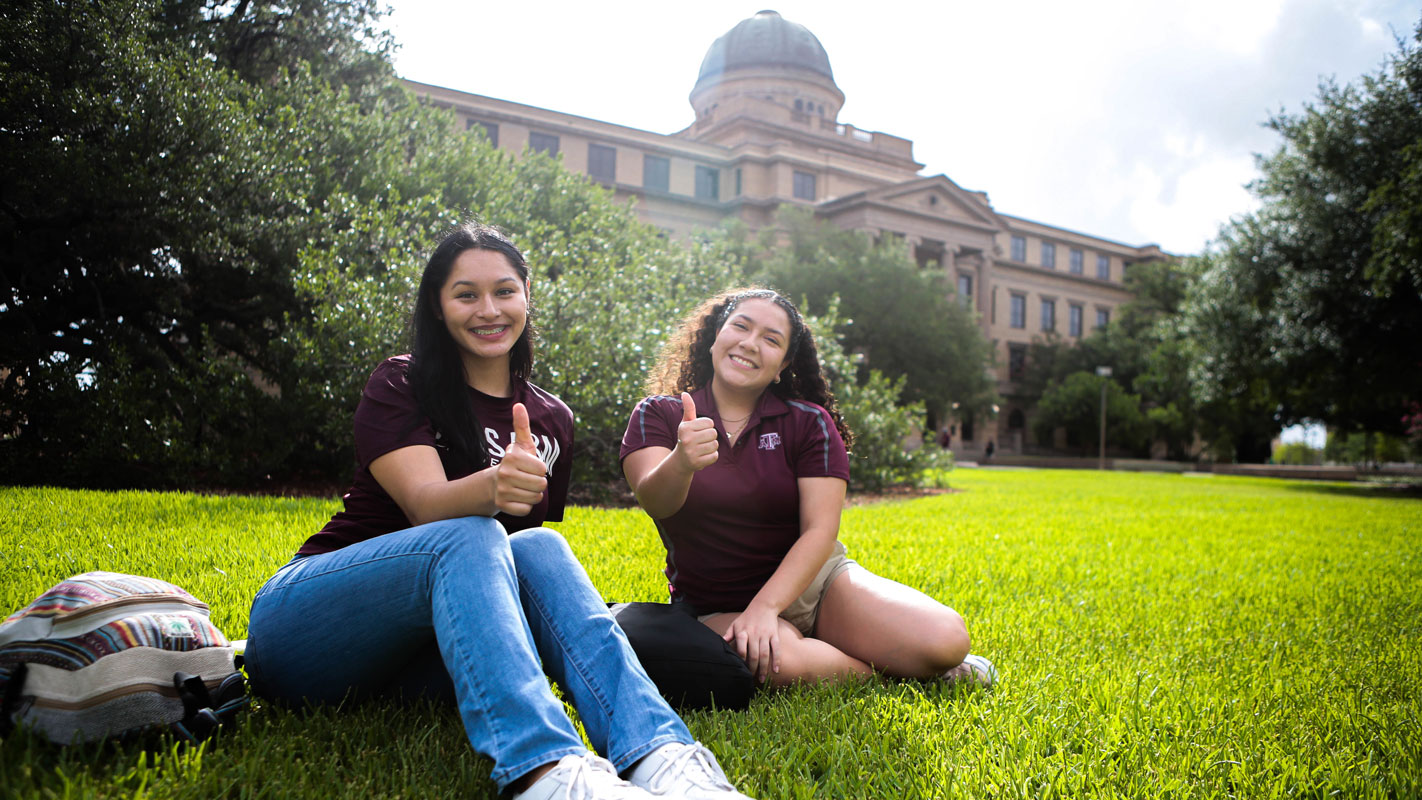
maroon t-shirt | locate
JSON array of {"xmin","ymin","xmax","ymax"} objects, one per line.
[
  {"xmin": 619, "ymin": 385, "xmax": 850, "ymax": 612},
  {"xmin": 298, "ymin": 355, "xmax": 574, "ymax": 555}
]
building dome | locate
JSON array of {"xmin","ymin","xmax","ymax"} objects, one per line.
[
  {"xmin": 695, "ymin": 10, "xmax": 835, "ymax": 88},
  {"xmin": 689, "ymin": 10, "xmax": 844, "ymax": 123}
]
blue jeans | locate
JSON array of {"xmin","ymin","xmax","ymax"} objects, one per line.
[{"xmin": 245, "ymin": 517, "xmax": 692, "ymax": 791}]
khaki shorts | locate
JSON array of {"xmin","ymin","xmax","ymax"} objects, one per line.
[{"xmin": 699, "ymin": 540, "xmax": 857, "ymax": 637}]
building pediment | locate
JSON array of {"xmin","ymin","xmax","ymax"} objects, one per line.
[{"xmin": 819, "ymin": 175, "xmax": 1006, "ymax": 233}]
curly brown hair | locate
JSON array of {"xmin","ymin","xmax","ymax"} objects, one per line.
[{"xmin": 645, "ymin": 287, "xmax": 854, "ymax": 449}]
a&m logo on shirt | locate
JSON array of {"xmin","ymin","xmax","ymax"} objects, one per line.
[{"xmin": 759, "ymin": 432, "xmax": 781, "ymax": 451}]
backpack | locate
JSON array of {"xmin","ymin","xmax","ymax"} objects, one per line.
[{"xmin": 0, "ymin": 572, "xmax": 249, "ymax": 745}]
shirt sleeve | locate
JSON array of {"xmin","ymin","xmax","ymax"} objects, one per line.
[
  {"xmin": 620, "ymin": 395, "xmax": 679, "ymax": 459},
  {"xmin": 786, "ymin": 400, "xmax": 851, "ymax": 482},
  {"xmin": 352, "ymin": 359, "xmax": 436, "ymax": 469}
]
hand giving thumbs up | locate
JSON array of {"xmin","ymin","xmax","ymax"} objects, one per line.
[
  {"xmin": 675, "ymin": 392, "xmax": 719, "ymax": 473},
  {"xmin": 494, "ymin": 402, "xmax": 548, "ymax": 516}
]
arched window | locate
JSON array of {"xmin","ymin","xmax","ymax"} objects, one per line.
[
  {"xmin": 794, "ymin": 99, "xmax": 804, "ymax": 111},
  {"xmin": 1008, "ymin": 409, "xmax": 1025, "ymax": 430}
]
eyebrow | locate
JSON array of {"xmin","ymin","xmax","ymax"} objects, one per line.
[
  {"xmin": 450, "ymin": 276, "xmax": 519, "ymax": 289},
  {"xmin": 731, "ymin": 312, "xmax": 785, "ymax": 339}
]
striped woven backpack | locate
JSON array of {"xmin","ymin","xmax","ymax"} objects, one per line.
[{"xmin": 0, "ymin": 572, "xmax": 248, "ymax": 745}]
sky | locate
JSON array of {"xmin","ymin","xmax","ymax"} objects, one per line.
[{"xmin": 385, "ymin": 0, "xmax": 1418, "ymax": 257}]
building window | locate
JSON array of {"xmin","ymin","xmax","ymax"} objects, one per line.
[
  {"xmin": 1096, "ymin": 308, "xmax": 1110, "ymax": 329},
  {"xmin": 1070, "ymin": 248, "xmax": 1084, "ymax": 274},
  {"xmin": 957, "ymin": 273, "xmax": 973, "ymax": 309},
  {"xmin": 1010, "ymin": 294, "xmax": 1026, "ymax": 329},
  {"xmin": 734, "ymin": 168, "xmax": 742, "ymax": 196},
  {"xmin": 1011, "ymin": 235, "xmax": 1026, "ymax": 262},
  {"xmin": 793, "ymin": 170, "xmax": 816, "ymax": 201},
  {"xmin": 466, "ymin": 119, "xmax": 499, "ymax": 146},
  {"xmin": 961, "ymin": 413, "xmax": 974, "ymax": 442},
  {"xmin": 644, "ymin": 155, "xmax": 669, "ymax": 192},
  {"xmin": 795, "ymin": 99, "xmax": 804, "ymax": 111},
  {"xmin": 1069, "ymin": 304, "xmax": 1083, "ymax": 337},
  {"xmin": 529, "ymin": 131, "xmax": 559, "ymax": 156},
  {"xmin": 1040, "ymin": 299, "xmax": 1056, "ymax": 332},
  {"xmin": 587, "ymin": 143, "xmax": 616, "ymax": 183},
  {"xmin": 1041, "ymin": 242, "xmax": 1056, "ymax": 269},
  {"xmin": 1008, "ymin": 343, "xmax": 1027, "ymax": 380},
  {"xmin": 1097, "ymin": 254, "xmax": 1110, "ymax": 280},
  {"xmin": 695, "ymin": 165, "xmax": 719, "ymax": 200}
]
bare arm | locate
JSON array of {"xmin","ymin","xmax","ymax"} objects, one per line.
[
  {"xmin": 369, "ymin": 402, "xmax": 548, "ymax": 527},
  {"xmin": 621, "ymin": 392, "xmax": 718, "ymax": 519},
  {"xmin": 724, "ymin": 476, "xmax": 847, "ymax": 681}
]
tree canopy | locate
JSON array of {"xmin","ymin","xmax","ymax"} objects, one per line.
[
  {"xmin": 753, "ymin": 208, "xmax": 997, "ymax": 421},
  {"xmin": 1022, "ymin": 257, "xmax": 1200, "ymax": 459},
  {"xmin": 0, "ymin": 0, "xmax": 739, "ymax": 489},
  {"xmin": 1179, "ymin": 18, "xmax": 1422, "ymax": 456}
]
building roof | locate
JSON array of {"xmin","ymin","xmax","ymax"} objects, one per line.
[{"xmin": 695, "ymin": 10, "xmax": 836, "ymax": 87}]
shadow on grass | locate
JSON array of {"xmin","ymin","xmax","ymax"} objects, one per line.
[{"xmin": 1279, "ymin": 481, "xmax": 1422, "ymax": 500}]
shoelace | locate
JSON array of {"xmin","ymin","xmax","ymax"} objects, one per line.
[
  {"xmin": 647, "ymin": 744, "xmax": 735, "ymax": 793},
  {"xmin": 557, "ymin": 756, "xmax": 636, "ymax": 800}
]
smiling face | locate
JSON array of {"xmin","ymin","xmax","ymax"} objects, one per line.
[
  {"xmin": 437, "ymin": 248, "xmax": 528, "ymax": 378},
  {"xmin": 708, "ymin": 297, "xmax": 793, "ymax": 399}
]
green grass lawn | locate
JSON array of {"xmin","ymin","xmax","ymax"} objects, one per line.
[{"xmin": 2, "ymin": 469, "xmax": 1419, "ymax": 798}]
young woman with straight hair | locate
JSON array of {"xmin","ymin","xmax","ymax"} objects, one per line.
[{"xmin": 246, "ymin": 225, "xmax": 753, "ymax": 800}]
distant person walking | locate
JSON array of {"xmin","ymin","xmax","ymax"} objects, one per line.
[{"xmin": 984, "ymin": 440, "xmax": 995, "ymax": 463}]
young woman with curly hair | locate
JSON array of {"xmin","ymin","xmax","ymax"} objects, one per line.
[{"xmin": 621, "ymin": 288, "xmax": 994, "ymax": 688}]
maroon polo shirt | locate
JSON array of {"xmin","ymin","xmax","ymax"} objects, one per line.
[
  {"xmin": 620, "ymin": 385, "xmax": 851, "ymax": 612},
  {"xmin": 298, "ymin": 355, "xmax": 574, "ymax": 555}
]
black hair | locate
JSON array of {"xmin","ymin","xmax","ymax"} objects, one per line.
[{"xmin": 408, "ymin": 223, "xmax": 534, "ymax": 469}]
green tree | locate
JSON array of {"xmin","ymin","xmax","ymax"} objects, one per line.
[
  {"xmin": 2, "ymin": 0, "xmax": 347, "ymax": 485},
  {"xmin": 1021, "ymin": 257, "xmax": 1199, "ymax": 459},
  {"xmin": 1032, "ymin": 372, "xmax": 1150, "ymax": 457},
  {"xmin": 0, "ymin": 0, "xmax": 737, "ymax": 491},
  {"xmin": 798, "ymin": 304, "xmax": 952, "ymax": 491},
  {"xmin": 1272, "ymin": 441, "xmax": 1322, "ymax": 466},
  {"xmin": 1181, "ymin": 18, "xmax": 1422, "ymax": 457},
  {"xmin": 754, "ymin": 208, "xmax": 996, "ymax": 421}
]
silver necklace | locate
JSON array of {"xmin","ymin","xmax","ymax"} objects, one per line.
[{"xmin": 723, "ymin": 412, "xmax": 752, "ymax": 442}]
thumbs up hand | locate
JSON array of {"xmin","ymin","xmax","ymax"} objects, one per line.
[
  {"xmin": 494, "ymin": 402, "xmax": 548, "ymax": 516},
  {"xmin": 674, "ymin": 392, "xmax": 719, "ymax": 474}
]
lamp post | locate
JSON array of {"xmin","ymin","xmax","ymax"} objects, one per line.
[{"xmin": 1095, "ymin": 366, "xmax": 1112, "ymax": 470}]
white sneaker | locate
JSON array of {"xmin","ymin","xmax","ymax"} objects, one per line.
[
  {"xmin": 626, "ymin": 742, "xmax": 755, "ymax": 799},
  {"xmin": 942, "ymin": 653, "xmax": 997, "ymax": 688},
  {"xmin": 514, "ymin": 753, "xmax": 658, "ymax": 800}
]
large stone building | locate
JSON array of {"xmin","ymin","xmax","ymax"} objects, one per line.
[{"xmin": 408, "ymin": 10, "xmax": 1167, "ymax": 459}]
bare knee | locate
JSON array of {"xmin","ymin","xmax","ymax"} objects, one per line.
[{"xmin": 922, "ymin": 608, "xmax": 971, "ymax": 673}]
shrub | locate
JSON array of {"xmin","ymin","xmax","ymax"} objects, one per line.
[{"xmin": 805, "ymin": 306, "xmax": 953, "ymax": 491}]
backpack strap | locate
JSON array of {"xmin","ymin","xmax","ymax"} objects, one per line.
[{"xmin": 170, "ymin": 670, "xmax": 250, "ymax": 743}]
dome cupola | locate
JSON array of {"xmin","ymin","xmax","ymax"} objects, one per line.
[{"xmin": 690, "ymin": 10, "xmax": 844, "ymax": 122}]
